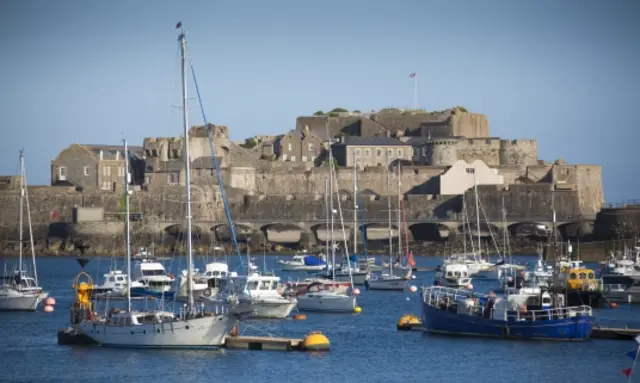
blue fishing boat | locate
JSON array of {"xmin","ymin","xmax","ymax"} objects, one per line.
[{"xmin": 420, "ymin": 286, "xmax": 593, "ymax": 340}]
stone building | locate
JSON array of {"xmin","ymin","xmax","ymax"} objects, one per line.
[
  {"xmin": 51, "ymin": 144, "xmax": 145, "ymax": 191},
  {"xmin": 274, "ymin": 127, "xmax": 324, "ymax": 163},
  {"xmin": 330, "ymin": 136, "xmax": 412, "ymax": 168},
  {"xmin": 405, "ymin": 137, "xmax": 538, "ymax": 167}
]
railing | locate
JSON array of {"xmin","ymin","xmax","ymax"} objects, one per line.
[
  {"xmin": 421, "ymin": 286, "xmax": 593, "ymax": 323},
  {"xmin": 603, "ymin": 200, "xmax": 640, "ymax": 209}
]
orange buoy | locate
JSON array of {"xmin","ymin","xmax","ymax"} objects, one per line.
[
  {"xmin": 609, "ymin": 302, "xmax": 618, "ymax": 308},
  {"xmin": 293, "ymin": 313, "xmax": 307, "ymax": 320}
]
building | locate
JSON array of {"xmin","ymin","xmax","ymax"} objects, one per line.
[
  {"xmin": 274, "ymin": 127, "xmax": 324, "ymax": 163},
  {"xmin": 330, "ymin": 136, "xmax": 412, "ymax": 168},
  {"xmin": 51, "ymin": 144, "xmax": 145, "ymax": 191},
  {"xmin": 438, "ymin": 160, "xmax": 504, "ymax": 195}
]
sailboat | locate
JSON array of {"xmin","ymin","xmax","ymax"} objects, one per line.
[
  {"xmin": 79, "ymin": 26, "xmax": 237, "ymax": 348},
  {"xmin": 297, "ymin": 140, "xmax": 358, "ymax": 312},
  {"xmin": 0, "ymin": 150, "xmax": 48, "ymax": 311},
  {"xmin": 367, "ymin": 163, "xmax": 411, "ymax": 291}
]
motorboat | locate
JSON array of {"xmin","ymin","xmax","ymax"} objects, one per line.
[
  {"xmin": 295, "ymin": 282, "xmax": 357, "ymax": 312},
  {"xmin": 435, "ymin": 263, "xmax": 472, "ymax": 288},
  {"xmin": 133, "ymin": 247, "xmax": 153, "ymax": 259},
  {"xmin": 600, "ymin": 249, "xmax": 640, "ymax": 286},
  {"xmin": 93, "ymin": 269, "xmax": 129, "ymax": 298},
  {"xmin": 474, "ymin": 263, "xmax": 525, "ymax": 280},
  {"xmin": 420, "ymin": 286, "xmax": 593, "ymax": 340},
  {"xmin": 176, "ymin": 267, "xmax": 208, "ymax": 301},
  {"xmin": 194, "ymin": 262, "xmax": 231, "ymax": 300},
  {"xmin": 365, "ymin": 272, "xmax": 410, "ymax": 291},
  {"xmin": 278, "ymin": 253, "xmax": 327, "ymax": 271},
  {"xmin": 213, "ymin": 272, "xmax": 297, "ymax": 318},
  {"xmin": 130, "ymin": 259, "xmax": 175, "ymax": 299},
  {"xmin": 283, "ymin": 278, "xmax": 351, "ymax": 296},
  {"xmin": 317, "ymin": 265, "xmax": 369, "ymax": 286}
]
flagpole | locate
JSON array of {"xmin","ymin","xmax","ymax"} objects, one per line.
[{"xmin": 413, "ymin": 73, "xmax": 418, "ymax": 110}]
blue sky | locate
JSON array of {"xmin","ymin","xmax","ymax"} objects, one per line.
[{"xmin": 1, "ymin": 0, "xmax": 638, "ymax": 202}]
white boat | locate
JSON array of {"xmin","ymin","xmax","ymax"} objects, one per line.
[
  {"xmin": 0, "ymin": 151, "xmax": 48, "ymax": 311},
  {"xmin": 296, "ymin": 282, "xmax": 357, "ymax": 312},
  {"xmin": 193, "ymin": 262, "xmax": 231, "ymax": 300},
  {"xmin": 283, "ymin": 277, "xmax": 351, "ymax": 296},
  {"xmin": 278, "ymin": 253, "xmax": 327, "ymax": 271},
  {"xmin": 213, "ymin": 272, "xmax": 297, "ymax": 318},
  {"xmin": 474, "ymin": 263, "xmax": 525, "ymax": 280},
  {"xmin": 134, "ymin": 247, "xmax": 153, "ymax": 259},
  {"xmin": 130, "ymin": 258, "xmax": 175, "ymax": 297},
  {"xmin": 366, "ymin": 272, "xmax": 410, "ymax": 290},
  {"xmin": 318, "ymin": 266, "xmax": 369, "ymax": 285},
  {"xmin": 177, "ymin": 267, "xmax": 208, "ymax": 301},
  {"xmin": 80, "ymin": 34, "xmax": 239, "ymax": 348},
  {"xmin": 93, "ymin": 269, "xmax": 129, "ymax": 298},
  {"xmin": 435, "ymin": 263, "xmax": 472, "ymax": 288}
]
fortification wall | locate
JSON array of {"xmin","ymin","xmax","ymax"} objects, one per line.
[
  {"xmin": 458, "ymin": 138, "xmax": 501, "ymax": 166},
  {"xmin": 499, "ymin": 139, "xmax": 537, "ymax": 166},
  {"xmin": 450, "ymin": 112, "xmax": 490, "ymax": 138},
  {"xmin": 425, "ymin": 138, "xmax": 459, "ymax": 166}
]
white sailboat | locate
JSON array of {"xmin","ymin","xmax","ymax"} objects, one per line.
[
  {"xmin": 367, "ymin": 163, "xmax": 411, "ymax": 291},
  {"xmin": 0, "ymin": 150, "xmax": 48, "ymax": 311},
  {"xmin": 80, "ymin": 26, "xmax": 236, "ymax": 348},
  {"xmin": 298, "ymin": 142, "xmax": 358, "ymax": 311}
]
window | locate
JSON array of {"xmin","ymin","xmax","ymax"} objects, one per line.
[
  {"xmin": 118, "ymin": 166, "xmax": 124, "ymax": 177},
  {"xmin": 466, "ymin": 168, "xmax": 475, "ymax": 174},
  {"xmin": 412, "ymin": 148, "xmax": 418, "ymax": 157},
  {"xmin": 282, "ymin": 154, "xmax": 288, "ymax": 161},
  {"xmin": 364, "ymin": 149, "xmax": 371, "ymax": 157},
  {"xmin": 290, "ymin": 156, "xmax": 296, "ymax": 162},
  {"xmin": 376, "ymin": 149, "xmax": 382, "ymax": 157},
  {"xmin": 301, "ymin": 156, "xmax": 308, "ymax": 162},
  {"xmin": 422, "ymin": 147, "xmax": 427, "ymax": 156},
  {"xmin": 355, "ymin": 148, "xmax": 361, "ymax": 156},
  {"xmin": 387, "ymin": 149, "xmax": 393, "ymax": 157},
  {"xmin": 168, "ymin": 174, "xmax": 177, "ymax": 185},
  {"xmin": 83, "ymin": 165, "xmax": 89, "ymax": 176},
  {"xmin": 144, "ymin": 176, "xmax": 150, "ymax": 185},
  {"xmin": 288, "ymin": 143, "xmax": 293, "ymax": 152},
  {"xmin": 311, "ymin": 156, "xmax": 316, "ymax": 162},
  {"xmin": 308, "ymin": 143, "xmax": 314, "ymax": 152},
  {"xmin": 103, "ymin": 166, "xmax": 111, "ymax": 177},
  {"xmin": 101, "ymin": 181, "xmax": 111, "ymax": 191},
  {"xmin": 397, "ymin": 149, "xmax": 403, "ymax": 157},
  {"xmin": 59, "ymin": 166, "xmax": 67, "ymax": 177}
]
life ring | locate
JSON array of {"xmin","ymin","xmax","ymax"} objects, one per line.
[{"xmin": 203, "ymin": 288, "xmax": 212, "ymax": 297}]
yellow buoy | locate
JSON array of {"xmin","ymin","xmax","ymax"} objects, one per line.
[
  {"xmin": 397, "ymin": 313, "xmax": 421, "ymax": 331},
  {"xmin": 302, "ymin": 331, "xmax": 330, "ymax": 351},
  {"xmin": 293, "ymin": 313, "xmax": 307, "ymax": 320},
  {"xmin": 354, "ymin": 306, "xmax": 362, "ymax": 314}
]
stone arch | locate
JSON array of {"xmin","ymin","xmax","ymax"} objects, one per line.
[
  {"xmin": 508, "ymin": 222, "xmax": 549, "ymax": 239},
  {"xmin": 359, "ymin": 189, "xmax": 380, "ymax": 201},
  {"xmin": 361, "ymin": 222, "xmax": 399, "ymax": 241},
  {"xmin": 260, "ymin": 223, "xmax": 303, "ymax": 244},
  {"xmin": 409, "ymin": 222, "xmax": 450, "ymax": 242},
  {"xmin": 458, "ymin": 222, "xmax": 501, "ymax": 238},
  {"xmin": 212, "ymin": 223, "xmax": 253, "ymax": 242},
  {"xmin": 310, "ymin": 223, "xmax": 351, "ymax": 243}
]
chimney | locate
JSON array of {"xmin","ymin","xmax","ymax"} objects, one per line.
[{"xmin": 99, "ymin": 150, "xmax": 103, "ymax": 160}]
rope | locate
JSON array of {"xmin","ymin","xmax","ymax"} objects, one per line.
[{"xmin": 187, "ymin": 60, "xmax": 244, "ymax": 271}]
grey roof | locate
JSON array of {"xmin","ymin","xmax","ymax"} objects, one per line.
[
  {"xmin": 81, "ymin": 144, "xmax": 144, "ymax": 159},
  {"xmin": 337, "ymin": 136, "xmax": 410, "ymax": 146}
]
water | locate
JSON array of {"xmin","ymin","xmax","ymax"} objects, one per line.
[{"xmin": 1, "ymin": 255, "xmax": 638, "ymax": 383}]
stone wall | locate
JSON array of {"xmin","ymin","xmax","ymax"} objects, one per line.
[{"xmin": 458, "ymin": 138, "xmax": 501, "ymax": 166}]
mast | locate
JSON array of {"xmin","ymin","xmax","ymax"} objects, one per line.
[
  {"xmin": 325, "ymin": 176, "xmax": 329, "ymax": 263},
  {"xmin": 396, "ymin": 163, "xmax": 402, "ymax": 263},
  {"xmin": 462, "ymin": 195, "xmax": 467, "ymax": 256},
  {"xmin": 329, "ymin": 143, "xmax": 335, "ymax": 280},
  {"xmin": 22, "ymin": 152, "xmax": 38, "ymax": 285},
  {"xmin": 473, "ymin": 170, "xmax": 481, "ymax": 261},
  {"xmin": 387, "ymin": 160, "xmax": 393, "ymax": 274},
  {"xmin": 353, "ymin": 151, "xmax": 358, "ymax": 257},
  {"xmin": 18, "ymin": 151, "xmax": 24, "ymax": 279},
  {"xmin": 178, "ymin": 30, "xmax": 195, "ymax": 311},
  {"xmin": 123, "ymin": 140, "xmax": 132, "ymax": 312}
]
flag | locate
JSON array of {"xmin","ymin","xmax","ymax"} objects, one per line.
[
  {"xmin": 176, "ymin": 21, "xmax": 182, "ymax": 29},
  {"xmin": 621, "ymin": 368, "xmax": 632, "ymax": 377},
  {"xmin": 409, "ymin": 72, "xmax": 416, "ymax": 78}
]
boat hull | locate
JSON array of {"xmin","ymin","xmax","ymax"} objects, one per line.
[
  {"xmin": 213, "ymin": 299, "xmax": 297, "ymax": 319},
  {"xmin": 297, "ymin": 294, "xmax": 356, "ymax": 312},
  {"xmin": 421, "ymin": 301, "xmax": 593, "ymax": 341},
  {"xmin": 365, "ymin": 278, "xmax": 408, "ymax": 291},
  {"xmin": 323, "ymin": 272, "xmax": 369, "ymax": 285},
  {"xmin": 130, "ymin": 288, "xmax": 175, "ymax": 300},
  {"xmin": 79, "ymin": 314, "xmax": 235, "ymax": 349},
  {"xmin": 0, "ymin": 291, "xmax": 48, "ymax": 311},
  {"xmin": 281, "ymin": 264, "xmax": 326, "ymax": 272},
  {"xmin": 602, "ymin": 275, "xmax": 640, "ymax": 286},
  {"xmin": 565, "ymin": 290, "xmax": 607, "ymax": 309}
]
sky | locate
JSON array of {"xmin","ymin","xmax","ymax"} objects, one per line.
[{"xmin": 0, "ymin": 0, "xmax": 638, "ymax": 202}]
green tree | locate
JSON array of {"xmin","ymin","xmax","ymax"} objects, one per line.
[
  {"xmin": 353, "ymin": 110, "xmax": 361, "ymax": 114},
  {"xmin": 455, "ymin": 106, "xmax": 468, "ymax": 112},
  {"xmin": 240, "ymin": 137, "xmax": 258, "ymax": 149},
  {"xmin": 329, "ymin": 107, "xmax": 348, "ymax": 113},
  {"xmin": 313, "ymin": 110, "xmax": 325, "ymax": 116}
]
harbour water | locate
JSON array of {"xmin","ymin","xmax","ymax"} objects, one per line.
[{"xmin": 1, "ymin": 254, "xmax": 638, "ymax": 383}]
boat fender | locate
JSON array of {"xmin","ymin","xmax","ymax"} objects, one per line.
[
  {"xmin": 203, "ymin": 288, "xmax": 212, "ymax": 297},
  {"xmin": 521, "ymin": 304, "xmax": 527, "ymax": 313}
]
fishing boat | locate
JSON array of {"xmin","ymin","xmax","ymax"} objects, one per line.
[
  {"xmin": 93, "ymin": 269, "xmax": 129, "ymax": 298},
  {"xmin": 278, "ymin": 253, "xmax": 327, "ymax": 271},
  {"xmin": 435, "ymin": 263, "xmax": 472, "ymax": 288},
  {"xmin": 79, "ymin": 27, "xmax": 239, "ymax": 348},
  {"xmin": 600, "ymin": 244, "xmax": 640, "ymax": 286},
  {"xmin": 421, "ymin": 286, "xmax": 593, "ymax": 340},
  {"xmin": 296, "ymin": 282, "xmax": 357, "ymax": 312},
  {"xmin": 283, "ymin": 278, "xmax": 351, "ymax": 295},
  {"xmin": 0, "ymin": 151, "xmax": 48, "ymax": 311}
]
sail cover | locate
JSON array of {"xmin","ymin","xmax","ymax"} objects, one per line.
[{"xmin": 304, "ymin": 256, "xmax": 326, "ymax": 266}]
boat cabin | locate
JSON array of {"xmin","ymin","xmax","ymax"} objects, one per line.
[
  {"xmin": 442, "ymin": 264, "xmax": 470, "ymax": 279},
  {"xmin": 107, "ymin": 310, "xmax": 175, "ymax": 326},
  {"xmin": 138, "ymin": 260, "xmax": 170, "ymax": 277},
  {"xmin": 219, "ymin": 274, "xmax": 282, "ymax": 297},
  {"xmin": 104, "ymin": 271, "xmax": 128, "ymax": 287}
]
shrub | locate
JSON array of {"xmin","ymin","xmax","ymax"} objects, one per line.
[{"xmin": 240, "ymin": 138, "xmax": 257, "ymax": 149}]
